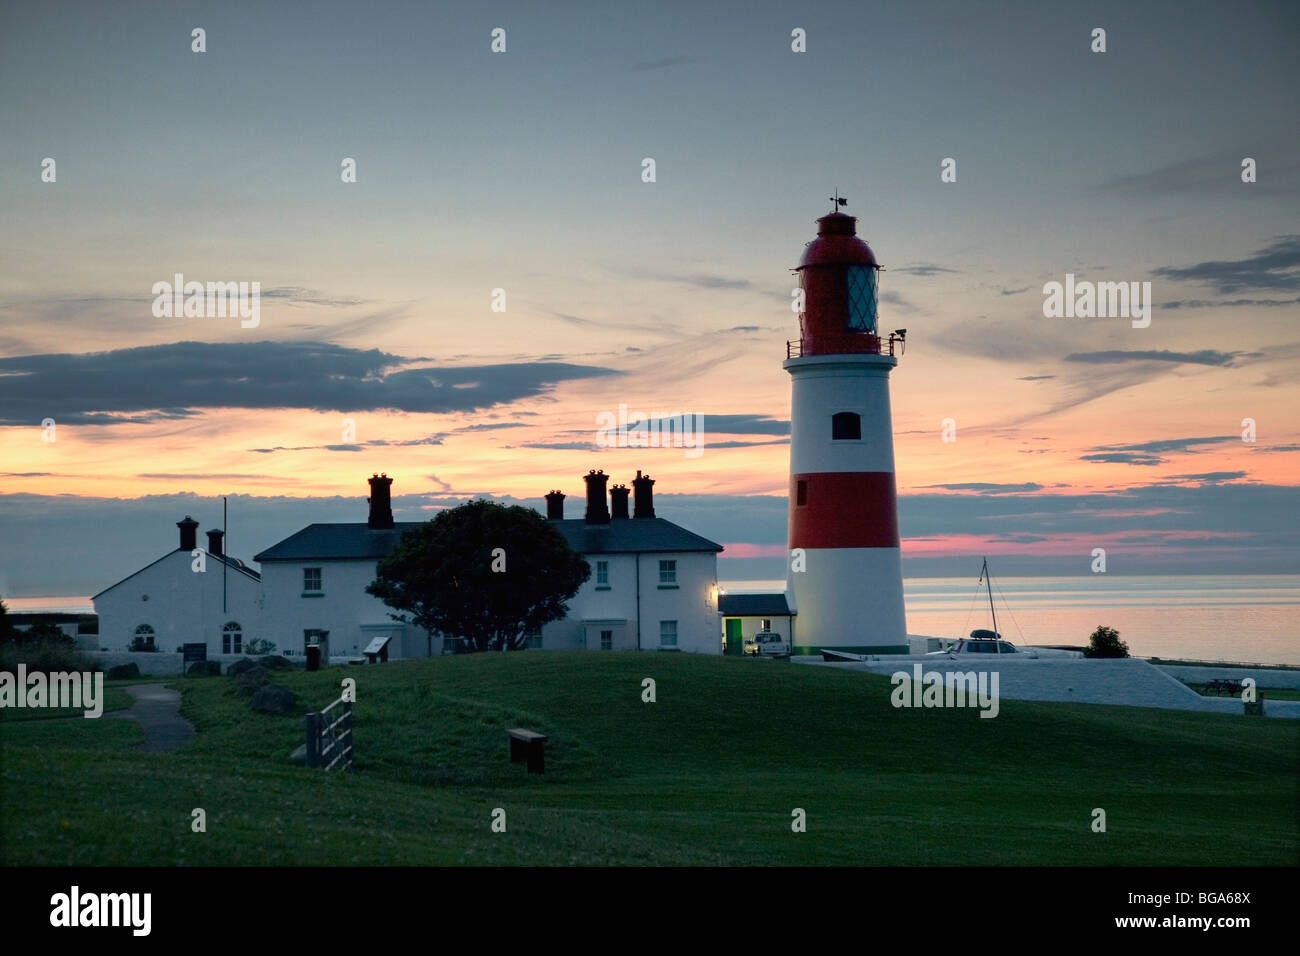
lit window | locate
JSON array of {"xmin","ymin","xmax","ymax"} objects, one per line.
[
  {"xmin": 832, "ymin": 412, "xmax": 861, "ymax": 440},
  {"xmin": 596, "ymin": 561, "xmax": 609, "ymax": 586},
  {"xmin": 303, "ymin": 567, "xmax": 322, "ymax": 592},
  {"xmin": 659, "ymin": 620, "xmax": 678, "ymax": 646},
  {"xmin": 222, "ymin": 621, "xmax": 242, "ymax": 654},
  {"xmin": 659, "ymin": 560, "xmax": 677, "ymax": 585}
]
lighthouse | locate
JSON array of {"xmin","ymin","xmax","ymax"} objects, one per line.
[{"xmin": 784, "ymin": 201, "xmax": 909, "ymax": 653}]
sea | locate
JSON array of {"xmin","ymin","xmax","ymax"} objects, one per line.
[
  {"xmin": 724, "ymin": 575, "xmax": 1300, "ymax": 666},
  {"xmin": 11, "ymin": 575, "xmax": 1300, "ymax": 666}
]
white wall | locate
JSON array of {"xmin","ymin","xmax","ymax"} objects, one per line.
[
  {"xmin": 542, "ymin": 550, "xmax": 721, "ymax": 654},
  {"xmin": 93, "ymin": 551, "xmax": 262, "ymax": 655},
  {"xmin": 259, "ymin": 559, "xmax": 412, "ymax": 661}
]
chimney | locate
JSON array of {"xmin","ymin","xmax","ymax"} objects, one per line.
[
  {"xmin": 610, "ymin": 484, "xmax": 630, "ymax": 519},
  {"xmin": 544, "ymin": 490, "xmax": 566, "ymax": 520},
  {"xmin": 176, "ymin": 515, "xmax": 199, "ymax": 551},
  {"xmin": 367, "ymin": 473, "xmax": 394, "ymax": 529},
  {"xmin": 632, "ymin": 470, "xmax": 655, "ymax": 519},
  {"xmin": 583, "ymin": 470, "xmax": 610, "ymax": 524},
  {"xmin": 206, "ymin": 529, "xmax": 224, "ymax": 557}
]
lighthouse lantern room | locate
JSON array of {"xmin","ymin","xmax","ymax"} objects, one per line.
[{"xmin": 784, "ymin": 200, "xmax": 909, "ymax": 653}]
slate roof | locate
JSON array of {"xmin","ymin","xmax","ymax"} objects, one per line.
[
  {"xmin": 719, "ymin": 592, "xmax": 793, "ymax": 617},
  {"xmin": 254, "ymin": 518, "xmax": 723, "ymax": 562}
]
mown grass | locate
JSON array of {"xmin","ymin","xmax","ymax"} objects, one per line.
[
  {"xmin": 1, "ymin": 653, "xmax": 1296, "ymax": 865},
  {"xmin": 0, "ymin": 686, "xmax": 133, "ymax": 722}
]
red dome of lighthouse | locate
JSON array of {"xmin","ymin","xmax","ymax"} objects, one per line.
[{"xmin": 794, "ymin": 208, "xmax": 887, "ymax": 357}]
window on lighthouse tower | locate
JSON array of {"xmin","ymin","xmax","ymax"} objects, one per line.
[
  {"xmin": 832, "ymin": 412, "xmax": 862, "ymax": 440},
  {"xmin": 845, "ymin": 265, "xmax": 878, "ymax": 333}
]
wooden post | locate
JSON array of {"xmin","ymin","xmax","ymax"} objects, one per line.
[
  {"xmin": 343, "ymin": 701, "xmax": 354, "ymax": 770},
  {"xmin": 305, "ymin": 712, "xmax": 321, "ymax": 768}
]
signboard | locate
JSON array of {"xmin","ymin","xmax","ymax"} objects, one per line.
[{"xmin": 182, "ymin": 642, "xmax": 207, "ymax": 663}]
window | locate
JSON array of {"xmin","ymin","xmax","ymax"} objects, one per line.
[
  {"xmin": 132, "ymin": 623, "xmax": 156, "ymax": 651},
  {"xmin": 796, "ymin": 480, "xmax": 808, "ymax": 506},
  {"xmin": 596, "ymin": 560, "xmax": 609, "ymax": 587},
  {"xmin": 525, "ymin": 628, "xmax": 543, "ymax": 649},
  {"xmin": 222, "ymin": 621, "xmax": 242, "ymax": 655},
  {"xmin": 832, "ymin": 412, "xmax": 861, "ymax": 441},
  {"xmin": 303, "ymin": 567, "xmax": 322, "ymax": 593},
  {"xmin": 845, "ymin": 264, "xmax": 878, "ymax": 333},
  {"xmin": 304, "ymin": 629, "xmax": 327, "ymax": 652},
  {"xmin": 659, "ymin": 620, "xmax": 678, "ymax": 647},
  {"xmin": 761, "ymin": 619, "xmax": 772, "ymax": 632},
  {"xmin": 600, "ymin": 629, "xmax": 613, "ymax": 651},
  {"xmin": 658, "ymin": 560, "xmax": 677, "ymax": 585}
]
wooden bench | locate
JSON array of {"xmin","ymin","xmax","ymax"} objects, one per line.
[{"xmin": 506, "ymin": 728, "xmax": 547, "ymax": 774}]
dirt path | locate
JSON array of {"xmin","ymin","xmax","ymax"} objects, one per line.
[{"xmin": 107, "ymin": 683, "xmax": 195, "ymax": 753}]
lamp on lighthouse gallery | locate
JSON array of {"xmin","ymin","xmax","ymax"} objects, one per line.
[{"xmin": 784, "ymin": 198, "xmax": 909, "ymax": 654}]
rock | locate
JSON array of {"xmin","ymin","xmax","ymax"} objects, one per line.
[
  {"xmin": 187, "ymin": 660, "xmax": 222, "ymax": 676},
  {"xmin": 259, "ymin": 654, "xmax": 293, "ymax": 671},
  {"xmin": 106, "ymin": 663, "xmax": 140, "ymax": 679},
  {"xmin": 233, "ymin": 667, "xmax": 269, "ymax": 697},
  {"xmin": 205, "ymin": 660, "xmax": 222, "ymax": 675},
  {"xmin": 226, "ymin": 657, "xmax": 258, "ymax": 677},
  {"xmin": 249, "ymin": 684, "xmax": 297, "ymax": 715}
]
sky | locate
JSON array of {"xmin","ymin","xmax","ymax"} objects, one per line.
[{"xmin": 1, "ymin": 0, "xmax": 1298, "ymax": 595}]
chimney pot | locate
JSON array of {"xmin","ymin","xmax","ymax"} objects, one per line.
[
  {"xmin": 582, "ymin": 470, "xmax": 610, "ymax": 524},
  {"xmin": 632, "ymin": 471, "xmax": 656, "ymax": 519},
  {"xmin": 205, "ymin": 528, "xmax": 224, "ymax": 557},
  {"xmin": 544, "ymin": 490, "xmax": 566, "ymax": 520},
  {"xmin": 610, "ymin": 484, "xmax": 630, "ymax": 519},
  {"xmin": 367, "ymin": 474, "xmax": 394, "ymax": 529},
  {"xmin": 176, "ymin": 515, "xmax": 199, "ymax": 551}
]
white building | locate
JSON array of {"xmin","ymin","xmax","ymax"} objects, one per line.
[
  {"xmin": 92, "ymin": 518, "xmax": 262, "ymax": 655},
  {"xmin": 251, "ymin": 472, "xmax": 724, "ymax": 662}
]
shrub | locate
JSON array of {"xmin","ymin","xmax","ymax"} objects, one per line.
[
  {"xmin": 0, "ymin": 636, "xmax": 99, "ymax": 675},
  {"xmin": 1084, "ymin": 625, "xmax": 1130, "ymax": 659},
  {"xmin": 246, "ymin": 638, "xmax": 276, "ymax": 656},
  {"xmin": 128, "ymin": 635, "xmax": 158, "ymax": 652}
]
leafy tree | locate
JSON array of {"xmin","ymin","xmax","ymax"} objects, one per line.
[
  {"xmin": 0, "ymin": 598, "xmax": 13, "ymax": 643},
  {"xmin": 367, "ymin": 500, "xmax": 590, "ymax": 652},
  {"xmin": 246, "ymin": 638, "xmax": 277, "ymax": 656},
  {"xmin": 1084, "ymin": 625, "xmax": 1129, "ymax": 659}
]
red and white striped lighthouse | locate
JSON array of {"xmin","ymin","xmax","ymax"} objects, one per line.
[{"xmin": 784, "ymin": 203, "xmax": 908, "ymax": 653}]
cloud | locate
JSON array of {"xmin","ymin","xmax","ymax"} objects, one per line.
[
  {"xmin": 1162, "ymin": 296, "xmax": 1300, "ymax": 309},
  {"xmin": 1087, "ymin": 435, "xmax": 1238, "ymax": 455},
  {"xmin": 250, "ymin": 434, "xmax": 448, "ymax": 454},
  {"xmin": 0, "ymin": 341, "xmax": 617, "ymax": 426},
  {"xmin": 1064, "ymin": 349, "xmax": 1241, "ymax": 367},
  {"xmin": 893, "ymin": 265, "xmax": 958, "ymax": 277},
  {"xmin": 456, "ymin": 422, "xmax": 529, "ymax": 432},
  {"xmin": 1098, "ymin": 154, "xmax": 1300, "ymax": 198},
  {"xmin": 1017, "ymin": 375, "xmax": 1055, "ymax": 381},
  {"xmin": 1080, "ymin": 453, "xmax": 1166, "ymax": 465},
  {"xmin": 920, "ymin": 482, "xmax": 1045, "ymax": 493},
  {"xmin": 257, "ymin": 287, "xmax": 366, "ymax": 307},
  {"xmin": 1164, "ymin": 472, "xmax": 1249, "ymax": 484},
  {"xmin": 619, "ymin": 413, "xmax": 788, "ymax": 436},
  {"xmin": 630, "ymin": 55, "xmax": 692, "ymax": 71},
  {"xmin": 1151, "ymin": 235, "xmax": 1300, "ymax": 293},
  {"xmin": 1001, "ymin": 286, "xmax": 1031, "ymax": 296},
  {"xmin": 878, "ymin": 290, "xmax": 921, "ymax": 313}
]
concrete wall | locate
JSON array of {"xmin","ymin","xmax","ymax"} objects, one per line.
[
  {"xmin": 1156, "ymin": 663, "xmax": 1300, "ymax": 691},
  {"xmin": 93, "ymin": 551, "xmax": 262, "ymax": 655}
]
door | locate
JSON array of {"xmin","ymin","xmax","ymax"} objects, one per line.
[{"xmin": 724, "ymin": 618, "xmax": 743, "ymax": 655}]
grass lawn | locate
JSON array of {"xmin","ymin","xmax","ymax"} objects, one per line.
[
  {"xmin": 0, "ymin": 685, "xmax": 133, "ymax": 722},
  {"xmin": 1, "ymin": 653, "xmax": 1296, "ymax": 865}
]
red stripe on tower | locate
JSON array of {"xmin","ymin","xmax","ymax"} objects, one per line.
[{"xmin": 788, "ymin": 472, "xmax": 900, "ymax": 550}]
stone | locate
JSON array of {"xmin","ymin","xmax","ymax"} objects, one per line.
[
  {"xmin": 226, "ymin": 657, "xmax": 258, "ymax": 677},
  {"xmin": 258, "ymin": 654, "xmax": 293, "ymax": 671},
  {"xmin": 106, "ymin": 663, "xmax": 140, "ymax": 680},
  {"xmin": 233, "ymin": 667, "xmax": 269, "ymax": 697},
  {"xmin": 249, "ymin": 684, "xmax": 297, "ymax": 715}
]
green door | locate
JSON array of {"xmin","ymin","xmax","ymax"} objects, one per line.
[{"xmin": 724, "ymin": 618, "xmax": 743, "ymax": 655}]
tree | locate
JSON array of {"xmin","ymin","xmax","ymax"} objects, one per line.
[
  {"xmin": 367, "ymin": 500, "xmax": 590, "ymax": 652},
  {"xmin": 1084, "ymin": 625, "xmax": 1129, "ymax": 659},
  {"xmin": 0, "ymin": 598, "xmax": 13, "ymax": 643}
]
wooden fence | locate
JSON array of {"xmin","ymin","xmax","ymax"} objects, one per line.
[{"xmin": 303, "ymin": 695, "xmax": 353, "ymax": 771}]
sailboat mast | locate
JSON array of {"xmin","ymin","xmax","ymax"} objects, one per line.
[{"xmin": 982, "ymin": 556, "xmax": 999, "ymax": 651}]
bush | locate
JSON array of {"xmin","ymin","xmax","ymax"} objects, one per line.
[
  {"xmin": 246, "ymin": 638, "xmax": 276, "ymax": 656},
  {"xmin": 128, "ymin": 635, "xmax": 157, "ymax": 652},
  {"xmin": 1084, "ymin": 625, "xmax": 1130, "ymax": 659},
  {"xmin": 0, "ymin": 636, "xmax": 99, "ymax": 675}
]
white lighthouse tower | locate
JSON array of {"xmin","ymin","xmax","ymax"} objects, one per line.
[{"xmin": 784, "ymin": 201, "xmax": 908, "ymax": 654}]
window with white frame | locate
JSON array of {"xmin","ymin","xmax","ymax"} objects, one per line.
[
  {"xmin": 659, "ymin": 620, "xmax": 678, "ymax": 647},
  {"xmin": 596, "ymin": 560, "xmax": 609, "ymax": 586},
  {"xmin": 658, "ymin": 560, "xmax": 677, "ymax": 585},
  {"xmin": 222, "ymin": 621, "xmax": 243, "ymax": 654},
  {"xmin": 303, "ymin": 567, "xmax": 322, "ymax": 593},
  {"xmin": 600, "ymin": 629, "xmax": 613, "ymax": 651}
]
